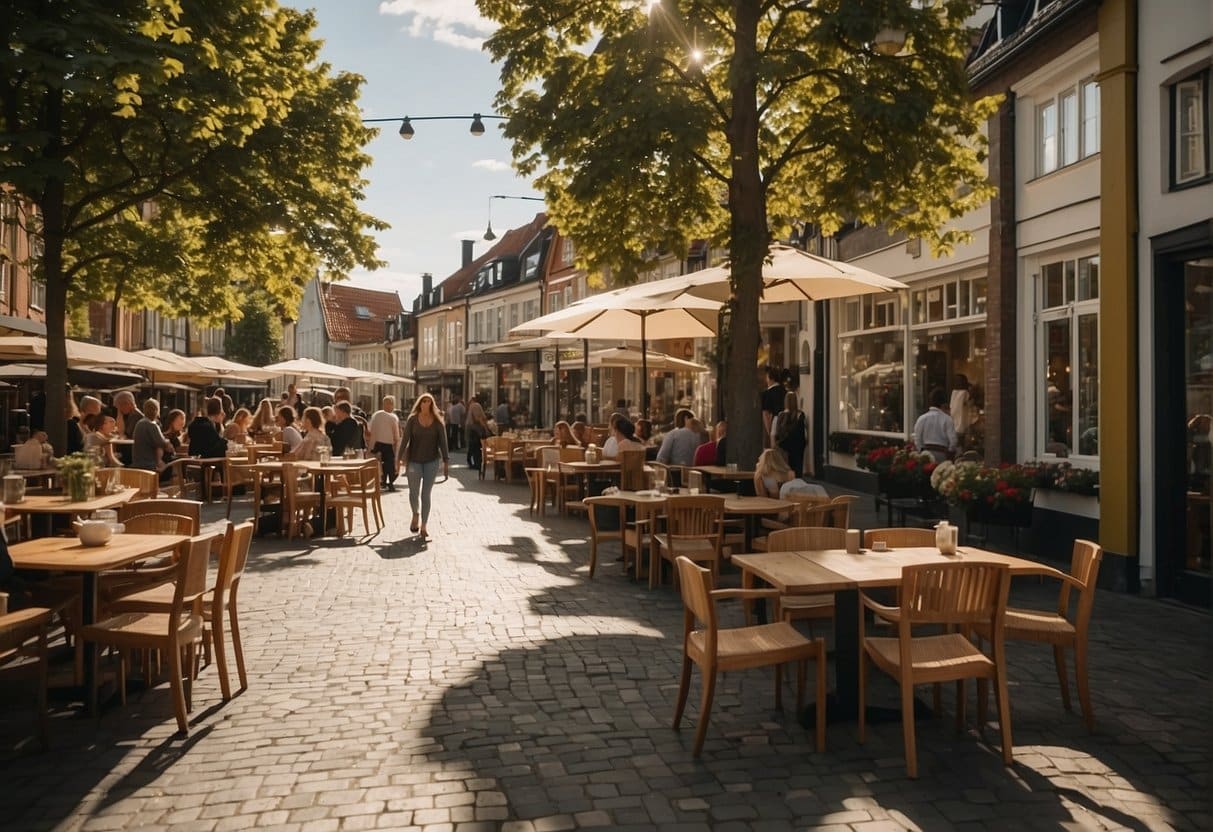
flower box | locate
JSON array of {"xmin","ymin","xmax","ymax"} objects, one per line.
[
  {"xmin": 966, "ymin": 500, "xmax": 1034, "ymax": 528},
  {"xmin": 1033, "ymin": 489, "xmax": 1099, "ymax": 519}
]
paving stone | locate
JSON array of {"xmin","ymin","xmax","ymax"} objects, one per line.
[{"xmin": 0, "ymin": 469, "xmax": 1205, "ymax": 832}]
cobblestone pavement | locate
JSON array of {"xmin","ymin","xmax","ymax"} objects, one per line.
[{"xmin": 0, "ymin": 466, "xmax": 1209, "ymax": 831}]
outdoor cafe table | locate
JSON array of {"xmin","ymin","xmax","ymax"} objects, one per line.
[
  {"xmin": 557, "ymin": 460, "xmax": 622, "ymax": 513},
  {"xmin": 8, "ymin": 532, "xmax": 190, "ymax": 714},
  {"xmin": 730, "ymin": 547, "xmax": 1057, "ymax": 725},
  {"xmin": 6, "ymin": 488, "xmax": 139, "ymax": 537},
  {"xmin": 691, "ymin": 464, "xmax": 757, "ymax": 492},
  {"xmin": 252, "ymin": 458, "xmax": 370, "ymax": 535}
]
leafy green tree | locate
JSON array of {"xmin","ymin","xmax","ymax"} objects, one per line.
[
  {"xmin": 481, "ymin": 0, "xmax": 997, "ymax": 466},
  {"xmin": 225, "ymin": 292, "xmax": 282, "ymax": 367},
  {"xmin": 1, "ymin": 1, "xmax": 385, "ymax": 451}
]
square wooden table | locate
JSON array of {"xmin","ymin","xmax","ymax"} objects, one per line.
[
  {"xmin": 732, "ymin": 546, "xmax": 1050, "ymax": 724},
  {"xmin": 8, "ymin": 532, "xmax": 190, "ymax": 713}
]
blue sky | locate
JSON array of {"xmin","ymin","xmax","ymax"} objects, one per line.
[{"xmin": 288, "ymin": 0, "xmax": 544, "ymax": 304}]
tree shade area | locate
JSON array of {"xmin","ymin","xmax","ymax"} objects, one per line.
[{"xmin": 479, "ymin": 0, "xmax": 999, "ymax": 468}]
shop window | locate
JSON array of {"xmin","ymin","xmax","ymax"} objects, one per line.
[
  {"xmin": 1173, "ymin": 71, "xmax": 1210, "ymax": 187},
  {"xmin": 911, "ymin": 276, "xmax": 987, "ymax": 325},
  {"xmin": 1037, "ymin": 254, "xmax": 1100, "ymax": 457},
  {"xmin": 1038, "ymin": 78, "xmax": 1099, "ymax": 176},
  {"xmin": 837, "ymin": 294, "xmax": 904, "ymax": 433}
]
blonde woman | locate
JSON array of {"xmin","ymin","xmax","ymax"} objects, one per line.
[
  {"xmin": 753, "ymin": 448, "xmax": 794, "ymax": 499},
  {"xmin": 553, "ymin": 420, "xmax": 577, "ymax": 448},
  {"xmin": 251, "ymin": 398, "xmax": 278, "ymax": 436},
  {"xmin": 224, "ymin": 407, "xmax": 252, "ymax": 444},
  {"xmin": 401, "ymin": 393, "xmax": 449, "ymax": 537}
]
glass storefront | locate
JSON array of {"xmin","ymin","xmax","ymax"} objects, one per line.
[
  {"xmin": 838, "ymin": 329, "xmax": 905, "ymax": 433},
  {"xmin": 911, "ymin": 326, "xmax": 985, "ymax": 451},
  {"xmin": 472, "ymin": 362, "xmax": 537, "ymax": 428},
  {"xmin": 1184, "ymin": 258, "xmax": 1213, "ymax": 581}
]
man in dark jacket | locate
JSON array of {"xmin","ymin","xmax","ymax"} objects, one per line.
[
  {"xmin": 328, "ymin": 401, "xmax": 365, "ymax": 456},
  {"xmin": 187, "ymin": 397, "xmax": 229, "ymax": 458}
]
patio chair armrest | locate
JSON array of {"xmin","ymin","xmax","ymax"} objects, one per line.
[
  {"xmin": 860, "ymin": 593, "xmax": 901, "ymax": 621},
  {"xmin": 710, "ymin": 588, "xmax": 782, "ymax": 603},
  {"xmin": 1012, "ymin": 563, "xmax": 1081, "ymax": 588},
  {"xmin": 760, "ymin": 518, "xmax": 790, "ymax": 531}
]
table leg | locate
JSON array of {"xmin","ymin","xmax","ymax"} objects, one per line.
[
  {"xmin": 82, "ymin": 572, "xmax": 98, "ymax": 716},
  {"xmin": 741, "ymin": 569, "xmax": 755, "ymax": 625}
]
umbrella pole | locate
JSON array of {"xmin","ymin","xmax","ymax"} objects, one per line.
[
  {"xmin": 641, "ymin": 314, "xmax": 648, "ymax": 420},
  {"xmin": 582, "ymin": 339, "xmax": 589, "ymax": 422},
  {"xmin": 554, "ymin": 347, "xmax": 561, "ymax": 423}
]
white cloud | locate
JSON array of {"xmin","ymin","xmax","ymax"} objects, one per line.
[
  {"xmin": 378, "ymin": 0, "xmax": 495, "ymax": 49},
  {"xmin": 472, "ymin": 159, "xmax": 511, "ymax": 173}
]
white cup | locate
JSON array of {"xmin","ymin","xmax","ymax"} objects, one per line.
[
  {"xmin": 689, "ymin": 487, "xmax": 700, "ymax": 495},
  {"xmin": 872, "ymin": 540, "xmax": 888, "ymax": 553},
  {"xmin": 845, "ymin": 528, "xmax": 861, "ymax": 554}
]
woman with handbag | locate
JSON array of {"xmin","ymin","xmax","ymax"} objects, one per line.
[{"xmin": 773, "ymin": 390, "xmax": 809, "ymax": 479}]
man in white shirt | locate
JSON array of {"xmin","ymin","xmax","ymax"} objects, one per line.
[
  {"xmin": 913, "ymin": 388, "xmax": 958, "ymax": 463},
  {"xmin": 369, "ymin": 395, "xmax": 403, "ymax": 491}
]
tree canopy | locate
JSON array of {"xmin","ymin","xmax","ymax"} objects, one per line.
[
  {"xmin": 481, "ymin": 0, "xmax": 997, "ymax": 466},
  {"xmin": 225, "ymin": 291, "xmax": 283, "ymax": 368},
  {"xmin": 1, "ymin": 0, "xmax": 386, "ymax": 449}
]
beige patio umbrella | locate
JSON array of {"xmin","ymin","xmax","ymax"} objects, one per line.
[
  {"xmin": 598, "ymin": 243, "xmax": 908, "ymax": 304},
  {"xmin": 0, "ymin": 336, "xmax": 182, "ymax": 374},
  {"xmin": 261, "ymin": 357, "xmax": 364, "ymax": 381},
  {"xmin": 586, "ymin": 345, "xmax": 707, "ymax": 373},
  {"xmin": 512, "ymin": 294, "xmax": 719, "ymax": 416},
  {"xmin": 191, "ymin": 355, "xmax": 279, "ymax": 382}
]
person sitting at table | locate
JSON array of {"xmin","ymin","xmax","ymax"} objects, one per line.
[
  {"xmin": 605, "ymin": 417, "xmax": 645, "ymax": 458},
  {"xmin": 655, "ymin": 408, "xmax": 699, "ymax": 467},
  {"xmin": 292, "ymin": 407, "xmax": 328, "ymax": 461},
  {"xmin": 251, "ymin": 398, "xmax": 278, "ymax": 438},
  {"xmin": 113, "ymin": 391, "xmax": 143, "ymax": 466},
  {"xmin": 571, "ymin": 421, "xmax": 592, "ymax": 448},
  {"xmin": 753, "ymin": 448, "xmax": 795, "ymax": 499},
  {"xmin": 163, "ymin": 408, "xmax": 189, "ymax": 455},
  {"xmin": 224, "ymin": 407, "xmax": 252, "ymax": 444},
  {"xmin": 132, "ymin": 399, "xmax": 175, "ymax": 479},
  {"xmin": 12, "ymin": 426, "xmax": 52, "ymax": 470},
  {"xmin": 553, "ymin": 420, "xmax": 578, "ymax": 448},
  {"xmin": 83, "ymin": 413, "xmax": 124, "ymax": 468},
  {"xmin": 188, "ymin": 397, "xmax": 229, "ymax": 459},
  {"xmin": 635, "ymin": 419, "xmax": 654, "ymax": 444},
  {"xmin": 277, "ymin": 406, "xmax": 303, "ymax": 453},
  {"xmin": 694, "ymin": 420, "xmax": 727, "ymax": 467},
  {"xmin": 600, "ymin": 413, "xmax": 625, "ymax": 458},
  {"xmin": 328, "ymin": 401, "xmax": 365, "ymax": 456}
]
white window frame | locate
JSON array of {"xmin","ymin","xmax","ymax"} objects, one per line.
[
  {"xmin": 1035, "ymin": 253, "xmax": 1100, "ymax": 462},
  {"xmin": 1174, "ymin": 73, "xmax": 1209, "ymax": 186},
  {"xmin": 1037, "ymin": 77, "xmax": 1099, "ymax": 176}
]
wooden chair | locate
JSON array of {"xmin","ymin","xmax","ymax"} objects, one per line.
[
  {"xmin": 972, "ymin": 539, "xmax": 1103, "ymax": 731},
  {"xmin": 122, "ymin": 513, "xmax": 197, "ymax": 536},
  {"xmin": 827, "ymin": 495, "xmax": 858, "ymax": 528},
  {"xmin": 754, "ymin": 492, "xmax": 833, "ymax": 550},
  {"xmin": 482, "ymin": 436, "xmax": 511, "ymax": 481},
  {"xmin": 86, "ymin": 533, "xmax": 220, "ymax": 735},
  {"xmin": 858, "ymin": 561, "xmax": 1013, "ymax": 778},
  {"xmin": 201, "ymin": 521, "xmax": 254, "ymax": 700},
  {"xmin": 673, "ymin": 556, "xmax": 826, "ymax": 756},
  {"xmin": 864, "ymin": 527, "xmax": 937, "ymax": 549},
  {"xmin": 223, "ymin": 459, "xmax": 259, "ymax": 519},
  {"xmin": 281, "ymin": 463, "xmax": 320, "ymax": 540},
  {"xmin": 251, "ymin": 467, "xmax": 282, "ymax": 536},
  {"xmin": 328, "ymin": 461, "xmax": 382, "ymax": 537},
  {"xmin": 96, "ymin": 467, "xmax": 158, "ymax": 499},
  {"xmin": 119, "ymin": 499, "xmax": 202, "ymax": 534},
  {"xmin": 620, "ymin": 449, "xmax": 648, "ymax": 492},
  {"xmin": 99, "ymin": 513, "xmax": 199, "ymax": 609},
  {"xmin": 766, "ymin": 527, "xmax": 848, "ymax": 633},
  {"xmin": 557, "ymin": 446, "xmax": 589, "ymax": 514},
  {"xmin": 648, "ymin": 494, "xmax": 726, "ymax": 589},
  {"xmin": 0, "ymin": 607, "xmax": 53, "ymax": 749}
]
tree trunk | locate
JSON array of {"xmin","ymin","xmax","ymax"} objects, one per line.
[
  {"xmin": 41, "ymin": 87, "xmax": 70, "ymax": 455},
  {"xmin": 723, "ymin": 0, "xmax": 767, "ymax": 469}
]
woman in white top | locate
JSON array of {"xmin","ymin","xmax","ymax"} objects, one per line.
[
  {"xmin": 605, "ymin": 417, "xmax": 645, "ymax": 458},
  {"xmin": 277, "ymin": 406, "xmax": 303, "ymax": 453},
  {"xmin": 292, "ymin": 407, "xmax": 327, "ymax": 461},
  {"xmin": 753, "ymin": 448, "xmax": 794, "ymax": 499},
  {"xmin": 83, "ymin": 413, "xmax": 123, "ymax": 468}
]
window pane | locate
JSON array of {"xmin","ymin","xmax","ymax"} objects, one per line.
[
  {"xmin": 1043, "ymin": 262, "xmax": 1064, "ymax": 308},
  {"xmin": 1178, "ymin": 79, "xmax": 1207, "ymax": 182},
  {"xmin": 927, "ymin": 285, "xmax": 944, "ymax": 321},
  {"xmin": 1044, "ymin": 318, "xmax": 1072, "ymax": 454},
  {"xmin": 912, "ymin": 327, "xmax": 985, "ymax": 448},
  {"xmin": 945, "ymin": 281, "xmax": 958, "ymax": 319},
  {"xmin": 972, "ymin": 277, "xmax": 987, "ymax": 315},
  {"xmin": 1061, "ymin": 89, "xmax": 1078, "ymax": 165},
  {"xmin": 1077, "ymin": 313, "xmax": 1099, "ymax": 455},
  {"xmin": 839, "ymin": 331, "xmax": 904, "ymax": 432},
  {"xmin": 1065, "ymin": 259, "xmax": 1076, "ymax": 303},
  {"xmin": 1082, "ymin": 80, "xmax": 1100, "ymax": 157},
  {"xmin": 1039, "ymin": 101, "xmax": 1057, "ymax": 174},
  {"xmin": 958, "ymin": 279, "xmax": 972, "ymax": 317},
  {"xmin": 844, "ymin": 299, "xmax": 860, "ymax": 332},
  {"xmin": 1078, "ymin": 255, "xmax": 1100, "ymax": 300},
  {"xmin": 912, "ymin": 290, "xmax": 926, "ymax": 324}
]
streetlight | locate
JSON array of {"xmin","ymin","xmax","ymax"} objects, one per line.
[
  {"xmin": 360, "ymin": 113, "xmax": 506, "ymax": 140},
  {"xmin": 483, "ymin": 194, "xmax": 545, "ymax": 241}
]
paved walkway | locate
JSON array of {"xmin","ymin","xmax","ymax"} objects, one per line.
[{"xmin": 0, "ymin": 467, "xmax": 1208, "ymax": 831}]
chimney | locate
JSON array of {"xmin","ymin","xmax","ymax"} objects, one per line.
[
  {"xmin": 421, "ymin": 272, "xmax": 433, "ymax": 295},
  {"xmin": 461, "ymin": 239, "xmax": 475, "ymax": 267}
]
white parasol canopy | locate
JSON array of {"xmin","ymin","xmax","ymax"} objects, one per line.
[
  {"xmin": 261, "ymin": 357, "xmax": 365, "ymax": 381},
  {"xmin": 191, "ymin": 355, "xmax": 279, "ymax": 382},
  {"xmin": 598, "ymin": 243, "xmax": 908, "ymax": 305},
  {"xmin": 586, "ymin": 345, "xmax": 707, "ymax": 373},
  {"xmin": 0, "ymin": 336, "xmax": 182, "ymax": 373}
]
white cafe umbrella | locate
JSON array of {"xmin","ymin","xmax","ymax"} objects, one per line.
[
  {"xmin": 512, "ymin": 294, "xmax": 719, "ymax": 416},
  {"xmin": 599, "ymin": 243, "xmax": 908, "ymax": 305},
  {"xmin": 0, "ymin": 336, "xmax": 182, "ymax": 374},
  {"xmin": 261, "ymin": 357, "xmax": 364, "ymax": 381},
  {"xmin": 586, "ymin": 345, "xmax": 707, "ymax": 373},
  {"xmin": 190, "ymin": 355, "xmax": 278, "ymax": 382}
]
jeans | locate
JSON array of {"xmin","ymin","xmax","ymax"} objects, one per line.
[{"xmin": 406, "ymin": 458, "xmax": 442, "ymax": 525}]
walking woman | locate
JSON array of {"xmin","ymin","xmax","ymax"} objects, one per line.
[
  {"xmin": 401, "ymin": 393, "xmax": 449, "ymax": 537},
  {"xmin": 773, "ymin": 390, "xmax": 809, "ymax": 478},
  {"xmin": 465, "ymin": 400, "xmax": 492, "ymax": 470}
]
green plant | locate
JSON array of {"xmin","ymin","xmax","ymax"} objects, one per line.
[
  {"xmin": 1031, "ymin": 462, "xmax": 1100, "ymax": 496},
  {"xmin": 54, "ymin": 452, "xmax": 96, "ymax": 501}
]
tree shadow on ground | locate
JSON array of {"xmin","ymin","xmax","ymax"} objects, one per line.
[{"xmin": 416, "ymin": 629, "xmax": 1204, "ymax": 830}]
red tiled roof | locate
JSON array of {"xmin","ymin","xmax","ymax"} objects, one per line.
[
  {"xmin": 319, "ymin": 283, "xmax": 404, "ymax": 344},
  {"xmin": 437, "ymin": 213, "xmax": 549, "ymax": 301}
]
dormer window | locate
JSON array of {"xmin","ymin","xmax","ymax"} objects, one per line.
[{"xmin": 354, "ymin": 305, "xmax": 372, "ymax": 319}]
